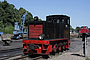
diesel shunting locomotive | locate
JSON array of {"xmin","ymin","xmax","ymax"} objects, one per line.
[{"xmin": 23, "ymin": 15, "xmax": 70, "ymax": 55}]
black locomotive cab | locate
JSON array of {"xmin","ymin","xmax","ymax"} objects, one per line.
[{"xmin": 28, "ymin": 15, "xmax": 70, "ymax": 40}]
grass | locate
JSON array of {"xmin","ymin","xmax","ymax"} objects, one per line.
[{"xmin": 86, "ymin": 58, "xmax": 90, "ymax": 60}]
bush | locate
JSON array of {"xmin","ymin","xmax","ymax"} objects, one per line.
[
  {"xmin": 0, "ymin": 26, "xmax": 14, "ymax": 34},
  {"xmin": 5, "ymin": 26, "xmax": 14, "ymax": 34}
]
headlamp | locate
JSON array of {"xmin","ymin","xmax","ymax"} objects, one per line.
[{"xmin": 39, "ymin": 34, "xmax": 45, "ymax": 40}]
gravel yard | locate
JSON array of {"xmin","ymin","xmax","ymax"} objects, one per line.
[
  {"xmin": 47, "ymin": 38, "xmax": 90, "ymax": 60},
  {"xmin": 0, "ymin": 38, "xmax": 90, "ymax": 60}
]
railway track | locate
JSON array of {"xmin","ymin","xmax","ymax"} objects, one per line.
[
  {"xmin": 0, "ymin": 45, "xmax": 69, "ymax": 60},
  {"xmin": 0, "ymin": 54, "xmax": 23, "ymax": 60},
  {"xmin": 0, "ymin": 54, "xmax": 45, "ymax": 60},
  {"xmin": 7, "ymin": 55, "xmax": 43, "ymax": 60},
  {"xmin": 0, "ymin": 47, "xmax": 46, "ymax": 60},
  {"xmin": 0, "ymin": 50, "xmax": 68, "ymax": 60},
  {"xmin": 0, "ymin": 47, "xmax": 22, "ymax": 53},
  {"xmin": 0, "ymin": 47, "xmax": 22, "ymax": 60}
]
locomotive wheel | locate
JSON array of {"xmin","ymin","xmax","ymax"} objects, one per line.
[
  {"xmin": 65, "ymin": 42, "xmax": 68, "ymax": 51},
  {"xmin": 61, "ymin": 46, "xmax": 63, "ymax": 52},
  {"xmin": 28, "ymin": 52, "xmax": 36, "ymax": 58},
  {"xmin": 59, "ymin": 43, "xmax": 63, "ymax": 52},
  {"xmin": 56, "ymin": 44, "xmax": 59, "ymax": 53},
  {"xmin": 51, "ymin": 48, "xmax": 55, "ymax": 55},
  {"xmin": 56, "ymin": 48, "xmax": 59, "ymax": 53},
  {"xmin": 28, "ymin": 50, "xmax": 33, "ymax": 56},
  {"xmin": 56, "ymin": 45, "xmax": 60, "ymax": 53},
  {"xmin": 28, "ymin": 44, "xmax": 35, "ymax": 50},
  {"xmin": 63, "ymin": 42, "xmax": 66, "ymax": 51}
]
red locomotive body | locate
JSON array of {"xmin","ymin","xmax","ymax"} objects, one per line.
[
  {"xmin": 23, "ymin": 15, "xmax": 70, "ymax": 55},
  {"xmin": 80, "ymin": 26, "xmax": 89, "ymax": 34}
]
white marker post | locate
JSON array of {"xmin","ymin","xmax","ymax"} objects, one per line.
[{"xmin": 85, "ymin": 36, "xmax": 88, "ymax": 58}]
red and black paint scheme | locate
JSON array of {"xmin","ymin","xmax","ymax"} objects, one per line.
[
  {"xmin": 80, "ymin": 26, "xmax": 89, "ymax": 41},
  {"xmin": 23, "ymin": 15, "xmax": 70, "ymax": 55},
  {"xmin": 80, "ymin": 26, "xmax": 89, "ymax": 34}
]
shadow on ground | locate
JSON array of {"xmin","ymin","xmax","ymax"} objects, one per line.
[
  {"xmin": 28, "ymin": 54, "xmax": 50, "ymax": 59},
  {"xmin": 71, "ymin": 54, "xmax": 85, "ymax": 57}
]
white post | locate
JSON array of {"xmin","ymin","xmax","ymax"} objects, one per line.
[{"xmin": 85, "ymin": 37, "xmax": 88, "ymax": 58}]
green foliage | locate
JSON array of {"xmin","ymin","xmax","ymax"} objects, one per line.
[
  {"xmin": 19, "ymin": 7, "xmax": 33, "ymax": 26},
  {"xmin": 70, "ymin": 25, "xmax": 74, "ymax": 31},
  {"xmin": 70, "ymin": 26, "xmax": 81, "ymax": 33},
  {"xmin": 0, "ymin": 0, "xmax": 42, "ymax": 34},
  {"xmin": 75, "ymin": 27, "xmax": 80, "ymax": 33},
  {"xmin": 4, "ymin": 26, "xmax": 14, "ymax": 34},
  {"xmin": 0, "ymin": 26, "xmax": 14, "ymax": 34}
]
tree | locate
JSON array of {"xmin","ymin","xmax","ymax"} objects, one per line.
[
  {"xmin": 70, "ymin": 25, "xmax": 74, "ymax": 32},
  {"xmin": 0, "ymin": 1, "xmax": 33, "ymax": 33},
  {"xmin": 19, "ymin": 7, "xmax": 33, "ymax": 26},
  {"xmin": 0, "ymin": 0, "xmax": 42, "ymax": 33},
  {"xmin": 75, "ymin": 27, "xmax": 80, "ymax": 33}
]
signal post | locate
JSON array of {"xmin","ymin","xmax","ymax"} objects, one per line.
[
  {"xmin": 82, "ymin": 33, "xmax": 88, "ymax": 57},
  {"xmin": 80, "ymin": 26, "xmax": 89, "ymax": 58}
]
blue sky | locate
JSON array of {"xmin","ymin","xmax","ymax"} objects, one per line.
[{"xmin": 0, "ymin": 0, "xmax": 90, "ymax": 28}]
